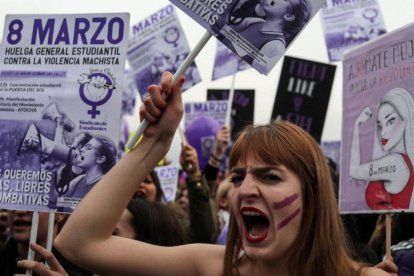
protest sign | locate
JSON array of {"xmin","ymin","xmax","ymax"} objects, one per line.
[
  {"xmin": 271, "ymin": 56, "xmax": 336, "ymax": 143},
  {"xmin": 127, "ymin": 4, "xmax": 201, "ymax": 99},
  {"xmin": 320, "ymin": 0, "xmax": 386, "ymax": 62},
  {"xmin": 184, "ymin": 100, "xmax": 227, "ymax": 169},
  {"xmin": 207, "ymin": 88, "xmax": 254, "ymax": 139},
  {"xmin": 340, "ymin": 21, "xmax": 414, "ymax": 213},
  {"xmin": 212, "ymin": 41, "xmax": 250, "ymax": 81},
  {"xmin": 0, "ymin": 13, "xmax": 129, "ymax": 213},
  {"xmin": 154, "ymin": 164, "xmax": 180, "ymax": 202},
  {"xmin": 170, "ymin": 0, "xmax": 324, "ymax": 75},
  {"xmin": 184, "ymin": 100, "xmax": 228, "ymax": 128}
]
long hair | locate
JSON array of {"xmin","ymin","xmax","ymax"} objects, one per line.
[
  {"xmin": 284, "ymin": 0, "xmax": 311, "ymax": 45},
  {"xmin": 94, "ymin": 135, "xmax": 116, "ymax": 174},
  {"xmin": 223, "ymin": 121, "xmax": 359, "ymax": 276},
  {"xmin": 127, "ymin": 198, "xmax": 187, "ymax": 246},
  {"xmin": 150, "ymin": 170, "xmax": 165, "ymax": 202}
]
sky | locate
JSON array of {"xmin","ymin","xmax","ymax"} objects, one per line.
[{"xmin": 0, "ymin": 0, "xmax": 413, "ymax": 163}]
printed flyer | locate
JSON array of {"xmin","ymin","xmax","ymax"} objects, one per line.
[
  {"xmin": 128, "ymin": 4, "xmax": 201, "ymax": 99},
  {"xmin": 154, "ymin": 164, "xmax": 179, "ymax": 202},
  {"xmin": 170, "ymin": 0, "xmax": 324, "ymax": 75},
  {"xmin": 340, "ymin": 21, "xmax": 414, "ymax": 213},
  {"xmin": 271, "ymin": 56, "xmax": 336, "ymax": 143},
  {"xmin": 0, "ymin": 13, "xmax": 129, "ymax": 213},
  {"xmin": 184, "ymin": 100, "xmax": 228, "ymax": 169},
  {"xmin": 320, "ymin": 0, "xmax": 386, "ymax": 61},
  {"xmin": 212, "ymin": 40, "xmax": 250, "ymax": 81}
]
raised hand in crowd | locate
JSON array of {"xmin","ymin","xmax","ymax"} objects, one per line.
[
  {"xmin": 179, "ymin": 143, "xmax": 201, "ymax": 181},
  {"xmin": 210, "ymin": 125, "xmax": 230, "ymax": 164}
]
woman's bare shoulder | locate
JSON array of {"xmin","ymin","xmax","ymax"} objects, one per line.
[{"xmin": 362, "ymin": 266, "xmax": 394, "ymax": 276}]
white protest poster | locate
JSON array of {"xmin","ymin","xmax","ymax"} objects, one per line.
[
  {"xmin": 0, "ymin": 13, "xmax": 129, "ymax": 213},
  {"xmin": 154, "ymin": 164, "xmax": 180, "ymax": 202},
  {"xmin": 320, "ymin": 0, "xmax": 386, "ymax": 61},
  {"xmin": 340, "ymin": 21, "xmax": 414, "ymax": 213},
  {"xmin": 127, "ymin": 4, "xmax": 202, "ymax": 99},
  {"xmin": 170, "ymin": 0, "xmax": 325, "ymax": 75}
]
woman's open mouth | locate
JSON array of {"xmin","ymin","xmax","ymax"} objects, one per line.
[
  {"xmin": 240, "ymin": 207, "xmax": 269, "ymax": 243},
  {"xmin": 13, "ymin": 219, "xmax": 31, "ymax": 231}
]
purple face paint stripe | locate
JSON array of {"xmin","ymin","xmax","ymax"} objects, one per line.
[
  {"xmin": 277, "ymin": 207, "xmax": 301, "ymax": 231},
  {"xmin": 272, "ymin": 193, "xmax": 299, "ymax": 209}
]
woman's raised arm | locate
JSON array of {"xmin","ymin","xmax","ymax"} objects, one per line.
[{"xmin": 53, "ymin": 72, "xmax": 224, "ymax": 275}]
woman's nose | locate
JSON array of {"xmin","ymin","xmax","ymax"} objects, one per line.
[{"xmin": 238, "ymin": 176, "xmax": 259, "ymax": 200}]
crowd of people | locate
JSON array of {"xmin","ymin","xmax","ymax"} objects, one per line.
[{"xmin": 0, "ymin": 72, "xmax": 411, "ymax": 275}]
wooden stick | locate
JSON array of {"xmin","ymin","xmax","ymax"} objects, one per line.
[{"xmin": 385, "ymin": 213, "xmax": 392, "ymax": 260}]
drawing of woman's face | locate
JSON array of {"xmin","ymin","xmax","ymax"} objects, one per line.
[
  {"xmin": 263, "ymin": 0, "xmax": 292, "ymax": 18},
  {"xmin": 377, "ymin": 103, "xmax": 405, "ymax": 151}
]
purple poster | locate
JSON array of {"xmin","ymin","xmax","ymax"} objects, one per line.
[
  {"xmin": 128, "ymin": 5, "xmax": 202, "ymax": 99},
  {"xmin": 212, "ymin": 41, "xmax": 250, "ymax": 81},
  {"xmin": 170, "ymin": 0, "xmax": 324, "ymax": 75},
  {"xmin": 321, "ymin": 0, "xmax": 386, "ymax": 62},
  {"xmin": 340, "ymin": 22, "xmax": 414, "ymax": 213}
]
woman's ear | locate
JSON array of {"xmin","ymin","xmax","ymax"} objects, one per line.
[
  {"xmin": 283, "ymin": 14, "xmax": 296, "ymax": 22},
  {"xmin": 97, "ymin": 155, "xmax": 107, "ymax": 164}
]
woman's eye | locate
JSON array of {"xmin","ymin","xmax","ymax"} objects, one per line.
[
  {"xmin": 387, "ymin": 117, "xmax": 395, "ymax": 126},
  {"xmin": 229, "ymin": 176, "xmax": 244, "ymax": 186},
  {"xmin": 262, "ymin": 174, "xmax": 281, "ymax": 182}
]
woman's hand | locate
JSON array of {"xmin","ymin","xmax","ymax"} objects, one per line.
[
  {"xmin": 180, "ymin": 143, "xmax": 201, "ymax": 180},
  {"xmin": 139, "ymin": 71, "xmax": 185, "ymax": 143},
  {"xmin": 356, "ymin": 106, "xmax": 372, "ymax": 124},
  {"xmin": 16, "ymin": 243, "xmax": 68, "ymax": 276},
  {"xmin": 213, "ymin": 126, "xmax": 230, "ymax": 160},
  {"xmin": 374, "ymin": 257, "xmax": 398, "ymax": 276}
]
